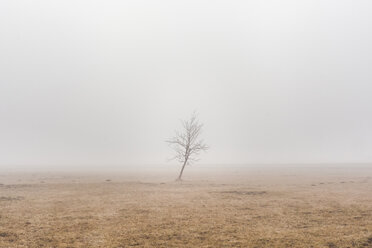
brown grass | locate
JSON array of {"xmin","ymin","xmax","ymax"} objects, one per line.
[{"xmin": 0, "ymin": 166, "xmax": 371, "ymax": 247}]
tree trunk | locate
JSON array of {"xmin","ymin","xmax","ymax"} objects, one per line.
[{"xmin": 177, "ymin": 160, "xmax": 187, "ymax": 181}]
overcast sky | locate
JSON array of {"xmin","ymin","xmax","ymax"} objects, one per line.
[{"xmin": 1, "ymin": 0, "xmax": 372, "ymax": 168}]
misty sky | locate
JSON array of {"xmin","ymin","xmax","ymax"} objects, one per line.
[{"xmin": 1, "ymin": 0, "xmax": 372, "ymax": 168}]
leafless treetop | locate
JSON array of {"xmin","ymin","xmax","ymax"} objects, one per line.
[{"xmin": 167, "ymin": 113, "xmax": 209, "ymax": 167}]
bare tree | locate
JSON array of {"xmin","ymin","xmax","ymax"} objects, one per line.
[{"xmin": 166, "ymin": 113, "xmax": 209, "ymax": 181}]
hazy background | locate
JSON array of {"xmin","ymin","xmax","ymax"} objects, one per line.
[{"xmin": 1, "ymin": 0, "xmax": 372, "ymax": 170}]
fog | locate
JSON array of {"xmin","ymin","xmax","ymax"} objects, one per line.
[{"xmin": 1, "ymin": 0, "xmax": 372, "ymax": 169}]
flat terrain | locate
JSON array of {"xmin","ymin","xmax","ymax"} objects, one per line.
[{"xmin": 0, "ymin": 165, "xmax": 371, "ymax": 247}]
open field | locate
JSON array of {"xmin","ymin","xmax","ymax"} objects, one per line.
[{"xmin": 0, "ymin": 165, "xmax": 371, "ymax": 247}]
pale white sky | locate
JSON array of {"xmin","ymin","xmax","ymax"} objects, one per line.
[{"xmin": 1, "ymin": 0, "xmax": 372, "ymax": 168}]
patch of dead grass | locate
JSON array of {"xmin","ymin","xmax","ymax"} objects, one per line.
[{"xmin": 0, "ymin": 168, "xmax": 371, "ymax": 247}]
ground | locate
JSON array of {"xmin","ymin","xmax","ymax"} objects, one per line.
[{"xmin": 0, "ymin": 165, "xmax": 371, "ymax": 247}]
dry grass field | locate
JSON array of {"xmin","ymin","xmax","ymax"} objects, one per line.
[{"xmin": 0, "ymin": 165, "xmax": 371, "ymax": 248}]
